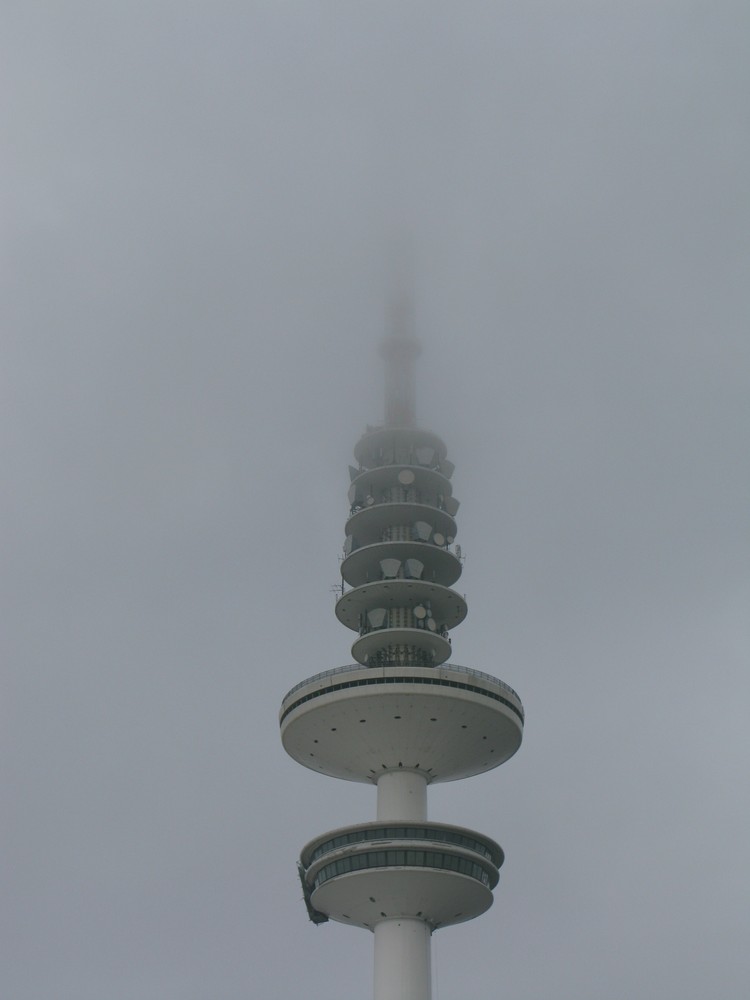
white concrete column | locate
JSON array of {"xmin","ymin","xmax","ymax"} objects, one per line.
[
  {"xmin": 373, "ymin": 918, "xmax": 431, "ymax": 1000},
  {"xmin": 376, "ymin": 770, "xmax": 427, "ymax": 822}
]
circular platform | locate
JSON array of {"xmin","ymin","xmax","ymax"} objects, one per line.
[
  {"xmin": 351, "ymin": 627, "xmax": 452, "ymax": 668},
  {"xmin": 341, "ymin": 541, "xmax": 462, "ymax": 589},
  {"xmin": 354, "ymin": 427, "xmax": 448, "ymax": 471},
  {"xmin": 335, "ymin": 581, "xmax": 467, "ymax": 633},
  {"xmin": 350, "ymin": 464, "xmax": 455, "ymax": 508},
  {"xmin": 346, "ymin": 503, "xmax": 457, "ymax": 547},
  {"xmin": 280, "ymin": 664, "xmax": 523, "ymax": 783}
]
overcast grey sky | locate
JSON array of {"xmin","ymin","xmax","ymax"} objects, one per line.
[{"xmin": 2, "ymin": 3, "xmax": 749, "ymax": 998}]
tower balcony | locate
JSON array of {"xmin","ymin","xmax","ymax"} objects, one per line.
[
  {"xmin": 299, "ymin": 821, "xmax": 503, "ymax": 931},
  {"xmin": 353, "ymin": 427, "xmax": 448, "ymax": 472},
  {"xmin": 341, "ymin": 541, "xmax": 462, "ymax": 590},
  {"xmin": 335, "ymin": 580, "xmax": 467, "ymax": 634},
  {"xmin": 349, "ymin": 461, "xmax": 453, "ymax": 507},
  {"xmin": 348, "ymin": 463, "xmax": 457, "ymax": 516},
  {"xmin": 345, "ymin": 503, "xmax": 458, "ymax": 548},
  {"xmin": 352, "ymin": 628, "xmax": 452, "ymax": 668}
]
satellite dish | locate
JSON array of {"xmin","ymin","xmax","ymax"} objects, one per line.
[
  {"xmin": 427, "ymin": 618, "xmax": 437, "ymax": 632},
  {"xmin": 365, "ymin": 495, "xmax": 375, "ymax": 506},
  {"xmin": 440, "ymin": 459, "xmax": 455, "ymax": 479},
  {"xmin": 415, "ymin": 446, "xmax": 435, "ymax": 467},
  {"xmin": 445, "ymin": 497, "xmax": 460, "ymax": 516},
  {"xmin": 398, "ymin": 469, "xmax": 416, "ymax": 486},
  {"xmin": 433, "ymin": 533, "xmax": 445, "ymax": 547},
  {"xmin": 446, "ymin": 536, "xmax": 454, "ymax": 544},
  {"xmin": 413, "ymin": 605, "xmax": 427, "ymax": 620}
]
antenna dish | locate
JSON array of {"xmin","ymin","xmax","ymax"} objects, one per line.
[
  {"xmin": 433, "ymin": 533, "xmax": 445, "ymax": 547},
  {"xmin": 367, "ymin": 608, "xmax": 387, "ymax": 629},
  {"xmin": 380, "ymin": 558, "xmax": 401, "ymax": 579},
  {"xmin": 404, "ymin": 559, "xmax": 424, "ymax": 580},
  {"xmin": 365, "ymin": 495, "xmax": 375, "ymax": 506},
  {"xmin": 398, "ymin": 469, "xmax": 416, "ymax": 486},
  {"xmin": 413, "ymin": 605, "xmax": 427, "ymax": 620},
  {"xmin": 412, "ymin": 521, "xmax": 432, "ymax": 542},
  {"xmin": 426, "ymin": 618, "xmax": 437, "ymax": 632}
]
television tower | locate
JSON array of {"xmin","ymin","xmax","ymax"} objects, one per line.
[{"xmin": 280, "ymin": 304, "xmax": 524, "ymax": 1000}]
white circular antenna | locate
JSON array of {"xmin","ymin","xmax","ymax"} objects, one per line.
[
  {"xmin": 398, "ymin": 469, "xmax": 416, "ymax": 486},
  {"xmin": 427, "ymin": 618, "xmax": 437, "ymax": 632},
  {"xmin": 446, "ymin": 536, "xmax": 454, "ymax": 544},
  {"xmin": 413, "ymin": 605, "xmax": 427, "ymax": 620},
  {"xmin": 433, "ymin": 533, "xmax": 445, "ymax": 547}
]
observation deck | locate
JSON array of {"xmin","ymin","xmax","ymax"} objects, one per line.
[
  {"xmin": 299, "ymin": 821, "xmax": 503, "ymax": 931},
  {"xmin": 280, "ymin": 663, "xmax": 524, "ymax": 783}
]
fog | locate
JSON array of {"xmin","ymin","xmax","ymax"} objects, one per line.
[{"xmin": 2, "ymin": 3, "xmax": 749, "ymax": 998}]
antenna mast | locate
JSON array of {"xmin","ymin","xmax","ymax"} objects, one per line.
[{"xmin": 381, "ymin": 292, "xmax": 421, "ymax": 427}]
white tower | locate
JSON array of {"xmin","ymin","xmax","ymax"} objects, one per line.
[{"xmin": 280, "ymin": 315, "xmax": 523, "ymax": 1000}]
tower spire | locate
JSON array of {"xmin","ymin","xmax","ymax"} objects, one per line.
[{"xmin": 381, "ymin": 291, "xmax": 421, "ymax": 427}]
